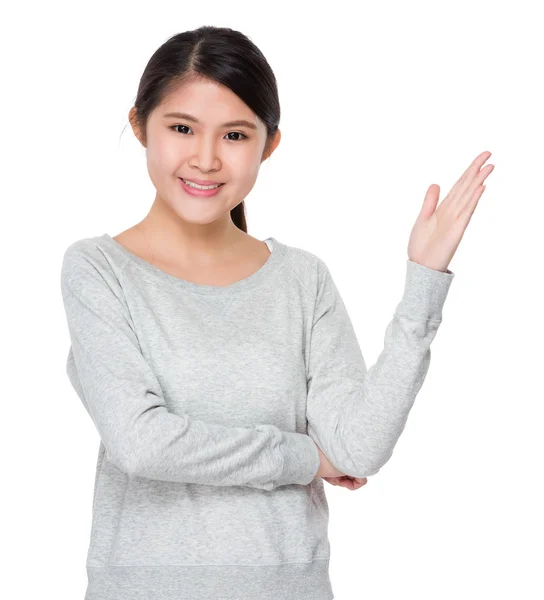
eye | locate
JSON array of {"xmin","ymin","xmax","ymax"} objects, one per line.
[
  {"xmin": 225, "ymin": 131, "xmax": 248, "ymax": 141},
  {"xmin": 169, "ymin": 125, "xmax": 248, "ymax": 141}
]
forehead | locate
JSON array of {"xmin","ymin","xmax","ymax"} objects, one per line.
[{"xmin": 156, "ymin": 79, "xmax": 263, "ymax": 131}]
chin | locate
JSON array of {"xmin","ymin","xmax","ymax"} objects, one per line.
[{"xmin": 171, "ymin": 205, "xmax": 232, "ymax": 226}]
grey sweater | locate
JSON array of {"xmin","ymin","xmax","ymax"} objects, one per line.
[{"xmin": 60, "ymin": 233, "xmax": 454, "ymax": 600}]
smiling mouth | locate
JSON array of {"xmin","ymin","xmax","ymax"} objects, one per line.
[{"xmin": 179, "ymin": 178, "xmax": 225, "ymax": 188}]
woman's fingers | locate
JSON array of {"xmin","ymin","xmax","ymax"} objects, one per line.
[
  {"xmin": 323, "ymin": 476, "xmax": 368, "ymax": 490},
  {"xmin": 459, "ymin": 180, "xmax": 487, "ymax": 223},
  {"xmin": 450, "ymin": 164, "xmax": 494, "ymax": 219},
  {"xmin": 448, "ymin": 150, "xmax": 493, "ymax": 209}
]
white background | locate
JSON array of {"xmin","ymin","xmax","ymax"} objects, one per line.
[{"xmin": 2, "ymin": 1, "xmax": 543, "ymax": 598}]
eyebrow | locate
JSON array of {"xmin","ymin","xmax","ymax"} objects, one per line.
[{"xmin": 163, "ymin": 112, "xmax": 258, "ymax": 130}]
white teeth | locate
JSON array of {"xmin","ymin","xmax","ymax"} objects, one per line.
[{"xmin": 182, "ymin": 179, "xmax": 222, "ymax": 190}]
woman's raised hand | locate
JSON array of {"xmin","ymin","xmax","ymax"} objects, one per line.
[{"xmin": 407, "ymin": 150, "xmax": 495, "ymax": 272}]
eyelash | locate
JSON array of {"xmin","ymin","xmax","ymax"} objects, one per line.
[{"xmin": 168, "ymin": 124, "xmax": 248, "ymax": 141}]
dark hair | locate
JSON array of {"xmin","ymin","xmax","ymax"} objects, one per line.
[{"xmin": 125, "ymin": 26, "xmax": 281, "ymax": 233}]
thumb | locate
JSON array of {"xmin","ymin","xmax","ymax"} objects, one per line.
[{"xmin": 418, "ymin": 184, "xmax": 440, "ymax": 220}]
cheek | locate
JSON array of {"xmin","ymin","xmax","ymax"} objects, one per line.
[
  {"xmin": 147, "ymin": 135, "xmax": 187, "ymax": 168},
  {"xmin": 231, "ymin": 154, "xmax": 261, "ymax": 183},
  {"xmin": 240, "ymin": 162, "xmax": 261, "ymax": 190},
  {"xmin": 145, "ymin": 146, "xmax": 180, "ymax": 195}
]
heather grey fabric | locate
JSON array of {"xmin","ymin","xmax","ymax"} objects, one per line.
[{"xmin": 60, "ymin": 233, "xmax": 454, "ymax": 600}]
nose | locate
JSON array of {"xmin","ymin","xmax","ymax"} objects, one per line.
[{"xmin": 189, "ymin": 134, "xmax": 221, "ymax": 173}]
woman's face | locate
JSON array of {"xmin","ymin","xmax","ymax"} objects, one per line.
[{"xmin": 130, "ymin": 78, "xmax": 280, "ymax": 227}]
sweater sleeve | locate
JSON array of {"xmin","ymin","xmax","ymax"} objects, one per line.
[
  {"xmin": 60, "ymin": 241, "xmax": 320, "ymax": 491},
  {"xmin": 306, "ymin": 257, "xmax": 455, "ymax": 478}
]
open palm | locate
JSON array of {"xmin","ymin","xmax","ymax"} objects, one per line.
[{"xmin": 408, "ymin": 150, "xmax": 495, "ymax": 272}]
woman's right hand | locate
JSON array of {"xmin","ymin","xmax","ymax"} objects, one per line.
[{"xmin": 315, "ymin": 445, "xmax": 346, "ymax": 478}]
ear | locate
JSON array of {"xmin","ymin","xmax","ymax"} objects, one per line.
[
  {"xmin": 128, "ymin": 106, "xmax": 146, "ymax": 148},
  {"xmin": 261, "ymin": 128, "xmax": 281, "ymax": 162}
]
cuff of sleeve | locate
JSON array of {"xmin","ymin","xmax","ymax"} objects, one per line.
[
  {"xmin": 397, "ymin": 259, "xmax": 456, "ymax": 321},
  {"xmin": 276, "ymin": 432, "xmax": 321, "ymax": 488}
]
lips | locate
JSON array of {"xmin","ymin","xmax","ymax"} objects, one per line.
[
  {"xmin": 179, "ymin": 178, "xmax": 225, "ymax": 197},
  {"xmin": 180, "ymin": 177, "xmax": 224, "ymax": 186}
]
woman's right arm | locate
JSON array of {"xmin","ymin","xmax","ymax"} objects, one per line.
[{"xmin": 61, "ymin": 239, "xmax": 320, "ymax": 492}]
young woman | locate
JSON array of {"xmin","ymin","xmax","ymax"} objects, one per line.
[{"xmin": 60, "ymin": 25, "xmax": 493, "ymax": 600}]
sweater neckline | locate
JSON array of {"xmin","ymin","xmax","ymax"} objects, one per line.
[{"xmin": 99, "ymin": 233, "xmax": 286, "ymax": 296}]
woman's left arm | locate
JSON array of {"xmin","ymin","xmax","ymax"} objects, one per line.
[{"xmin": 309, "ymin": 150, "xmax": 495, "ymax": 481}]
